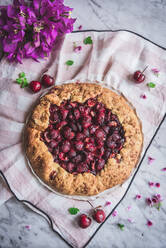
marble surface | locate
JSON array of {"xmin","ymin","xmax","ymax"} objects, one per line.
[{"xmin": 0, "ymin": 0, "xmax": 166, "ymax": 247}]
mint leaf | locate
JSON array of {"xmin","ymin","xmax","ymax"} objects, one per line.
[
  {"xmin": 156, "ymin": 202, "xmax": 162, "ymax": 210},
  {"xmin": 147, "ymin": 82, "xmax": 156, "ymax": 88},
  {"xmin": 19, "ymin": 72, "xmax": 26, "ymax": 78},
  {"xmin": 84, "ymin": 36, "xmax": 93, "ymax": 45},
  {"xmin": 68, "ymin": 207, "xmax": 80, "ymax": 215},
  {"xmin": 16, "ymin": 78, "xmax": 23, "ymax": 84},
  {"xmin": 21, "ymin": 78, "xmax": 29, "ymax": 88},
  {"xmin": 117, "ymin": 223, "xmax": 125, "ymax": 230},
  {"xmin": 66, "ymin": 60, "xmax": 74, "ymax": 66}
]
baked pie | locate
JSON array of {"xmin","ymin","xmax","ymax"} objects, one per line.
[{"xmin": 25, "ymin": 82, "xmax": 143, "ymax": 196}]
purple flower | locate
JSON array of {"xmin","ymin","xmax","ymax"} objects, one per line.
[{"xmin": 0, "ymin": 0, "xmax": 76, "ymax": 63}]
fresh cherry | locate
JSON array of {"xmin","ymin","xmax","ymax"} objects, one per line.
[
  {"xmin": 133, "ymin": 66, "xmax": 148, "ymax": 83},
  {"xmin": 29, "ymin": 81, "xmax": 41, "ymax": 93},
  {"xmin": 79, "ymin": 214, "xmax": 92, "ymax": 228},
  {"xmin": 41, "ymin": 74, "xmax": 54, "ymax": 87},
  {"xmin": 93, "ymin": 209, "xmax": 106, "ymax": 223}
]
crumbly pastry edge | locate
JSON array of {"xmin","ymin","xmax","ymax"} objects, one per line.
[{"xmin": 24, "ymin": 81, "xmax": 143, "ymax": 196}]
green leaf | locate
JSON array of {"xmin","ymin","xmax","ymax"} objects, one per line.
[
  {"xmin": 66, "ymin": 60, "xmax": 74, "ymax": 66},
  {"xmin": 16, "ymin": 78, "xmax": 23, "ymax": 84},
  {"xmin": 117, "ymin": 223, "xmax": 125, "ymax": 231},
  {"xmin": 68, "ymin": 207, "xmax": 80, "ymax": 215},
  {"xmin": 147, "ymin": 82, "xmax": 156, "ymax": 88},
  {"xmin": 156, "ymin": 202, "xmax": 162, "ymax": 210},
  {"xmin": 19, "ymin": 72, "xmax": 26, "ymax": 78},
  {"xmin": 83, "ymin": 36, "xmax": 93, "ymax": 45}
]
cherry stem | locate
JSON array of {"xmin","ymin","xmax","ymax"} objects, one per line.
[
  {"xmin": 87, "ymin": 201, "xmax": 94, "ymax": 208},
  {"xmin": 141, "ymin": 65, "xmax": 149, "ymax": 74},
  {"xmin": 87, "ymin": 201, "xmax": 102, "ymax": 210}
]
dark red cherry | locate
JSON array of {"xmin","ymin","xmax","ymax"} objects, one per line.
[
  {"xmin": 93, "ymin": 209, "xmax": 106, "ymax": 223},
  {"xmin": 41, "ymin": 74, "xmax": 54, "ymax": 87},
  {"xmin": 29, "ymin": 81, "xmax": 41, "ymax": 93},
  {"xmin": 79, "ymin": 214, "xmax": 92, "ymax": 228},
  {"xmin": 133, "ymin": 66, "xmax": 148, "ymax": 83}
]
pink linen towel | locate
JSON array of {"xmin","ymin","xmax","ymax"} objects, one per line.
[{"xmin": 0, "ymin": 30, "xmax": 166, "ymax": 248}]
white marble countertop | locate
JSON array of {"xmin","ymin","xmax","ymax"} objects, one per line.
[{"xmin": 0, "ymin": 0, "xmax": 166, "ymax": 247}]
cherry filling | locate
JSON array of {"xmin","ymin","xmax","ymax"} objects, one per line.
[{"xmin": 41, "ymin": 98, "xmax": 125, "ymax": 175}]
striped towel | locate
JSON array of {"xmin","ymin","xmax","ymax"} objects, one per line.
[{"xmin": 0, "ymin": 31, "xmax": 166, "ymax": 248}]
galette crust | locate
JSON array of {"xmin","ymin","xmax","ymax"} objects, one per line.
[{"xmin": 25, "ymin": 82, "xmax": 143, "ymax": 196}]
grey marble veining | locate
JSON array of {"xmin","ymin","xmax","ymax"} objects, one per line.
[{"xmin": 0, "ymin": 0, "xmax": 166, "ymax": 248}]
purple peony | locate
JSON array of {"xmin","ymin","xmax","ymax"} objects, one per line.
[{"xmin": 0, "ymin": 0, "xmax": 76, "ymax": 63}]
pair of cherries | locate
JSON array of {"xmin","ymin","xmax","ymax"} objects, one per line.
[
  {"xmin": 29, "ymin": 74, "xmax": 54, "ymax": 93},
  {"xmin": 79, "ymin": 208, "xmax": 106, "ymax": 228}
]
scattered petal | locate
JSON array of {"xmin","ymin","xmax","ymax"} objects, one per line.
[
  {"xmin": 140, "ymin": 94, "xmax": 147, "ymax": 99},
  {"xmin": 146, "ymin": 197, "xmax": 153, "ymax": 206},
  {"xmin": 152, "ymin": 68, "xmax": 160, "ymax": 73},
  {"xmin": 148, "ymin": 182, "xmax": 154, "ymax": 187},
  {"xmin": 128, "ymin": 218, "xmax": 134, "ymax": 223},
  {"xmin": 147, "ymin": 156, "xmax": 155, "ymax": 165},
  {"xmin": 151, "ymin": 68, "xmax": 160, "ymax": 77},
  {"xmin": 135, "ymin": 194, "xmax": 141, "ymax": 199},
  {"xmin": 155, "ymin": 194, "xmax": 161, "ymax": 200},
  {"xmin": 155, "ymin": 183, "xmax": 160, "ymax": 188},
  {"xmin": 105, "ymin": 201, "xmax": 111, "ymax": 207},
  {"xmin": 78, "ymin": 25, "xmax": 82, "ymax": 30},
  {"xmin": 161, "ymin": 167, "xmax": 166, "ymax": 171},
  {"xmin": 25, "ymin": 225, "xmax": 31, "ymax": 230},
  {"xmin": 147, "ymin": 220, "xmax": 153, "ymax": 227},
  {"xmin": 74, "ymin": 46, "xmax": 82, "ymax": 53},
  {"xmin": 147, "ymin": 194, "xmax": 162, "ymax": 208},
  {"xmin": 127, "ymin": 206, "xmax": 131, "ymax": 211},
  {"xmin": 112, "ymin": 210, "xmax": 117, "ymax": 217}
]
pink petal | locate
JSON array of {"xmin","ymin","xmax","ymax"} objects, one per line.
[
  {"xmin": 135, "ymin": 194, "xmax": 141, "ymax": 199},
  {"xmin": 151, "ymin": 68, "xmax": 160, "ymax": 73},
  {"xmin": 105, "ymin": 201, "xmax": 111, "ymax": 207},
  {"xmin": 127, "ymin": 206, "xmax": 131, "ymax": 211},
  {"xmin": 155, "ymin": 183, "xmax": 160, "ymax": 188},
  {"xmin": 147, "ymin": 220, "xmax": 153, "ymax": 226},
  {"xmin": 140, "ymin": 94, "xmax": 147, "ymax": 99},
  {"xmin": 112, "ymin": 210, "xmax": 117, "ymax": 217},
  {"xmin": 146, "ymin": 197, "xmax": 153, "ymax": 206},
  {"xmin": 161, "ymin": 167, "xmax": 166, "ymax": 171},
  {"xmin": 148, "ymin": 182, "xmax": 154, "ymax": 187},
  {"xmin": 147, "ymin": 156, "xmax": 155, "ymax": 165},
  {"xmin": 25, "ymin": 225, "xmax": 31, "ymax": 230},
  {"xmin": 74, "ymin": 46, "xmax": 82, "ymax": 53},
  {"xmin": 78, "ymin": 25, "xmax": 82, "ymax": 30},
  {"xmin": 128, "ymin": 218, "xmax": 134, "ymax": 223},
  {"xmin": 152, "ymin": 194, "xmax": 162, "ymax": 204}
]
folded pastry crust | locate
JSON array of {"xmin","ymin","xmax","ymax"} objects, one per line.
[{"xmin": 25, "ymin": 82, "xmax": 143, "ymax": 196}]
